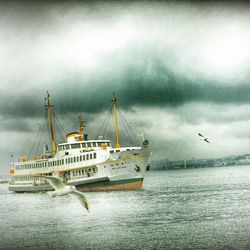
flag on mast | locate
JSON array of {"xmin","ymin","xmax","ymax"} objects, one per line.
[{"xmin": 137, "ymin": 129, "xmax": 145, "ymax": 142}]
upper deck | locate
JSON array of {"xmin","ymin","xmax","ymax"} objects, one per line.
[{"xmin": 57, "ymin": 140, "xmax": 112, "ymax": 151}]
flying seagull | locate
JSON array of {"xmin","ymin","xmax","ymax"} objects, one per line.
[
  {"xmin": 204, "ymin": 138, "xmax": 210, "ymax": 143},
  {"xmin": 198, "ymin": 133, "xmax": 210, "ymax": 143},
  {"xmin": 35, "ymin": 175, "xmax": 89, "ymax": 211}
]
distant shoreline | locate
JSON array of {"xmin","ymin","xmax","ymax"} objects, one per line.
[{"xmin": 151, "ymin": 154, "xmax": 250, "ymax": 170}]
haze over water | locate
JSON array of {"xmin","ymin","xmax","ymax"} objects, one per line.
[{"xmin": 1, "ymin": 165, "xmax": 250, "ymax": 250}]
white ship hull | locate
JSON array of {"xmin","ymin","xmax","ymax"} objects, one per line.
[{"xmin": 9, "ymin": 146, "xmax": 151, "ymax": 192}]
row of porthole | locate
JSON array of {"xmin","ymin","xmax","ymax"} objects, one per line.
[{"xmin": 104, "ymin": 162, "xmax": 125, "ymax": 168}]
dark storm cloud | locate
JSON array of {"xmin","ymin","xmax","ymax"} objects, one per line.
[{"xmin": 1, "ymin": 63, "xmax": 250, "ymax": 121}]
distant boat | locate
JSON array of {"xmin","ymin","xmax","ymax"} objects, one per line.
[
  {"xmin": 0, "ymin": 178, "xmax": 9, "ymax": 184},
  {"xmin": 9, "ymin": 92, "xmax": 152, "ymax": 192}
]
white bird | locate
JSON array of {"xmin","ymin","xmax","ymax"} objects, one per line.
[{"xmin": 35, "ymin": 175, "xmax": 89, "ymax": 211}]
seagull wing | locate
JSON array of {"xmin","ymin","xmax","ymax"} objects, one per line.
[
  {"xmin": 204, "ymin": 138, "xmax": 210, "ymax": 143},
  {"xmin": 71, "ymin": 190, "xmax": 89, "ymax": 211},
  {"xmin": 198, "ymin": 133, "xmax": 204, "ymax": 137},
  {"xmin": 34, "ymin": 175, "xmax": 65, "ymax": 190}
]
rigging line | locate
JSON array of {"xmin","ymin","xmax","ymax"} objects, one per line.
[
  {"xmin": 118, "ymin": 109, "xmax": 135, "ymax": 146},
  {"xmin": 119, "ymin": 109, "xmax": 139, "ymax": 146},
  {"xmin": 53, "ymin": 109, "xmax": 64, "ymax": 142},
  {"xmin": 103, "ymin": 108, "xmax": 112, "ymax": 139},
  {"xmin": 95, "ymin": 104, "xmax": 113, "ymax": 139},
  {"xmin": 35, "ymin": 117, "xmax": 46, "ymax": 156},
  {"xmin": 120, "ymin": 110, "xmax": 139, "ymax": 145},
  {"xmin": 54, "ymin": 109, "xmax": 67, "ymax": 137},
  {"xmin": 28, "ymin": 119, "xmax": 44, "ymax": 158},
  {"xmin": 101, "ymin": 105, "xmax": 113, "ymax": 139}
]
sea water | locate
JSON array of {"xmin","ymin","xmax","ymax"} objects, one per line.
[{"xmin": 1, "ymin": 165, "xmax": 250, "ymax": 250}]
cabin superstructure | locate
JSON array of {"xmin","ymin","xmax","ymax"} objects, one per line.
[{"xmin": 9, "ymin": 93, "xmax": 151, "ymax": 192}]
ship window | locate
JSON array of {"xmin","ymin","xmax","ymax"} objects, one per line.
[
  {"xmin": 116, "ymin": 150, "xmax": 120, "ymax": 153},
  {"xmin": 87, "ymin": 142, "xmax": 91, "ymax": 148},
  {"xmin": 62, "ymin": 159, "xmax": 64, "ymax": 165},
  {"xmin": 90, "ymin": 154, "xmax": 92, "ymax": 160},
  {"xmin": 93, "ymin": 167, "xmax": 96, "ymax": 173},
  {"xmin": 77, "ymin": 156, "xmax": 79, "ymax": 162},
  {"xmin": 80, "ymin": 155, "xmax": 82, "ymax": 161},
  {"xmin": 74, "ymin": 157, "xmax": 76, "ymax": 162},
  {"xmin": 65, "ymin": 145, "xmax": 70, "ymax": 150},
  {"xmin": 107, "ymin": 142, "xmax": 111, "ymax": 147},
  {"xmin": 83, "ymin": 155, "xmax": 85, "ymax": 161},
  {"xmin": 81, "ymin": 143, "xmax": 87, "ymax": 148},
  {"xmin": 71, "ymin": 143, "xmax": 80, "ymax": 149},
  {"xmin": 71, "ymin": 158, "xmax": 73, "ymax": 163},
  {"xmin": 79, "ymin": 170, "xmax": 81, "ymax": 175},
  {"xmin": 86, "ymin": 154, "xmax": 89, "ymax": 160},
  {"xmin": 97, "ymin": 142, "xmax": 102, "ymax": 147},
  {"xmin": 94, "ymin": 153, "xmax": 96, "ymax": 159}
]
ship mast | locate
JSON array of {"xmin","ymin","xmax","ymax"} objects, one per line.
[
  {"xmin": 112, "ymin": 93, "xmax": 121, "ymax": 148},
  {"xmin": 78, "ymin": 115, "xmax": 85, "ymax": 141},
  {"xmin": 46, "ymin": 91, "xmax": 56, "ymax": 156}
]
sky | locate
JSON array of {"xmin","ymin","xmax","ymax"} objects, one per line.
[{"xmin": 1, "ymin": 0, "xmax": 250, "ymax": 174}]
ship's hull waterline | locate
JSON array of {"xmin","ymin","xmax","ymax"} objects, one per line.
[{"xmin": 9, "ymin": 177, "xmax": 144, "ymax": 192}]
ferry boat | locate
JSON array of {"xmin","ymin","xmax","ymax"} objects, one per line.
[{"xmin": 9, "ymin": 92, "xmax": 151, "ymax": 192}]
